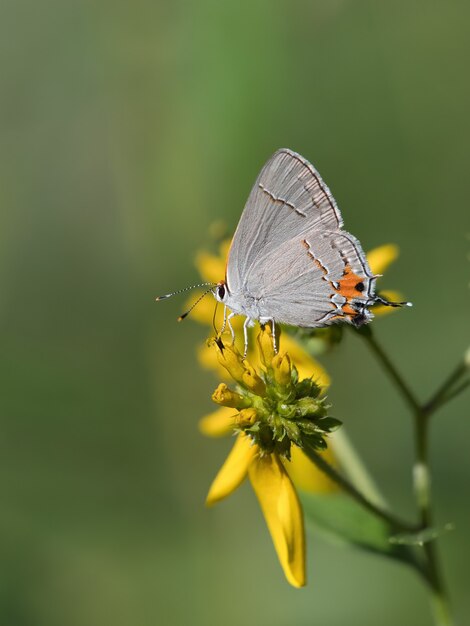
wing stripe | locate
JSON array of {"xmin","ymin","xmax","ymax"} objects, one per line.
[
  {"xmin": 278, "ymin": 149, "xmax": 343, "ymax": 229},
  {"xmin": 258, "ymin": 183, "xmax": 307, "ymax": 217}
]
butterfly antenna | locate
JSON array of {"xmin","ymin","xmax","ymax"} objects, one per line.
[
  {"xmin": 155, "ymin": 282, "xmax": 216, "ymax": 301},
  {"xmin": 177, "ymin": 286, "xmax": 215, "ymax": 322}
]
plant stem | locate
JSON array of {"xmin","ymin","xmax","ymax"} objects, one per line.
[
  {"xmin": 440, "ymin": 378, "xmax": 470, "ymax": 407},
  {"xmin": 357, "ymin": 327, "xmax": 421, "ymax": 414},
  {"xmin": 302, "ymin": 442, "xmax": 418, "ymax": 533},
  {"xmin": 429, "ymin": 586, "xmax": 455, "ymax": 626},
  {"xmin": 358, "ymin": 327, "xmax": 454, "ymax": 625},
  {"xmin": 425, "ymin": 377, "xmax": 470, "ymax": 415},
  {"xmin": 414, "ymin": 410, "xmax": 453, "ymax": 625},
  {"xmin": 423, "ymin": 361, "xmax": 468, "ymax": 415}
]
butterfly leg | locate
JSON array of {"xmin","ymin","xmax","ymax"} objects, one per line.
[
  {"xmin": 243, "ymin": 316, "xmax": 252, "ymax": 359},
  {"xmin": 219, "ymin": 305, "xmax": 228, "ymax": 334},
  {"xmin": 270, "ymin": 318, "xmax": 278, "ymax": 354},
  {"xmin": 227, "ymin": 312, "xmax": 236, "ymax": 344}
]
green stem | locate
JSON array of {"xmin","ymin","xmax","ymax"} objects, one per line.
[
  {"xmin": 424, "ymin": 361, "xmax": 468, "ymax": 416},
  {"xmin": 302, "ymin": 442, "xmax": 418, "ymax": 533},
  {"xmin": 428, "ymin": 586, "xmax": 455, "ymax": 626},
  {"xmin": 359, "ymin": 327, "xmax": 454, "ymax": 625},
  {"xmin": 357, "ymin": 327, "xmax": 421, "ymax": 414},
  {"xmin": 426, "ymin": 378, "xmax": 470, "ymax": 415},
  {"xmin": 414, "ymin": 413, "xmax": 430, "ymax": 526},
  {"xmin": 415, "ymin": 414, "xmax": 453, "ymax": 625}
]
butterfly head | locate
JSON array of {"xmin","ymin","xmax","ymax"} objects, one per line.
[{"xmin": 214, "ymin": 280, "xmax": 228, "ymax": 304}]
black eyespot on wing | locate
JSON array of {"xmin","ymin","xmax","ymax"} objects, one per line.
[{"xmin": 355, "ymin": 281, "xmax": 365, "ymax": 292}]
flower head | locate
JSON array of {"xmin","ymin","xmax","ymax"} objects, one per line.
[
  {"xmin": 205, "ymin": 326, "xmax": 341, "ymax": 587},
  {"xmin": 212, "ymin": 326, "xmax": 340, "ymax": 456}
]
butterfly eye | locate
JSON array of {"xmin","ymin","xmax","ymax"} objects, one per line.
[{"xmin": 217, "ymin": 284, "xmax": 226, "ymax": 300}]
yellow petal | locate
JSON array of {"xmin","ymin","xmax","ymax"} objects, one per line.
[
  {"xmin": 206, "ymin": 434, "xmax": 257, "ymax": 506},
  {"xmin": 366, "ymin": 244, "xmax": 399, "ymax": 276},
  {"xmin": 195, "ymin": 250, "xmax": 225, "ymax": 284},
  {"xmin": 373, "ymin": 290, "xmax": 405, "ymax": 317},
  {"xmin": 281, "ymin": 335, "xmax": 330, "ymax": 390},
  {"xmin": 285, "ymin": 445, "xmax": 339, "ymax": 494},
  {"xmin": 199, "ymin": 406, "xmax": 236, "ymax": 437},
  {"xmin": 218, "ymin": 239, "xmax": 232, "ymax": 262},
  {"xmin": 249, "ymin": 453, "xmax": 306, "ymax": 588}
]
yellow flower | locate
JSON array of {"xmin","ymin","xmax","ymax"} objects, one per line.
[{"xmin": 204, "ymin": 329, "xmax": 341, "ymax": 587}]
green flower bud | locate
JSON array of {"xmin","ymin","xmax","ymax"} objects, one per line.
[
  {"xmin": 281, "ymin": 419, "xmax": 301, "ymax": 445},
  {"xmin": 295, "ymin": 397, "xmax": 323, "ymax": 417}
]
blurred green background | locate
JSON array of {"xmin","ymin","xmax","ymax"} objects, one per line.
[{"xmin": 1, "ymin": 0, "xmax": 469, "ymax": 624}]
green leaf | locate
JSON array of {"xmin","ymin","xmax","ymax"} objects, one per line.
[
  {"xmin": 301, "ymin": 492, "xmax": 420, "ymax": 569},
  {"xmin": 317, "ymin": 416, "xmax": 342, "ymax": 432}
]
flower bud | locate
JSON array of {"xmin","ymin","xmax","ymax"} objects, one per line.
[
  {"xmin": 295, "ymin": 397, "xmax": 323, "ymax": 417},
  {"xmin": 215, "ymin": 342, "xmax": 247, "ymax": 382},
  {"xmin": 257, "ymin": 324, "xmax": 276, "ymax": 368},
  {"xmin": 241, "ymin": 368, "xmax": 266, "ymax": 396},
  {"xmin": 213, "ymin": 340, "xmax": 266, "ymax": 395},
  {"xmin": 235, "ymin": 408, "xmax": 258, "ymax": 427},
  {"xmin": 212, "ymin": 383, "xmax": 248, "ymax": 408},
  {"xmin": 281, "ymin": 419, "xmax": 301, "ymax": 445},
  {"xmin": 272, "ymin": 353, "xmax": 292, "ymax": 389}
]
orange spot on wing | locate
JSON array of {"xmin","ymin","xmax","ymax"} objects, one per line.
[
  {"xmin": 335, "ymin": 265, "xmax": 365, "ymax": 299},
  {"xmin": 329, "ymin": 265, "xmax": 367, "ymax": 320}
]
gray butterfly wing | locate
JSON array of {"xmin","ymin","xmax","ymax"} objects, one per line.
[
  {"xmin": 250, "ymin": 229, "xmax": 376, "ymax": 327},
  {"xmin": 226, "ymin": 148, "xmax": 344, "ymax": 293}
]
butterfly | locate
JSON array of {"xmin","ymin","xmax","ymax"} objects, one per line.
[{"xmin": 158, "ymin": 149, "xmax": 410, "ymax": 355}]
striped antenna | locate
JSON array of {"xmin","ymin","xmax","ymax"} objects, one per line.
[
  {"xmin": 177, "ymin": 286, "xmax": 215, "ymax": 321},
  {"xmin": 155, "ymin": 282, "xmax": 216, "ymax": 302}
]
